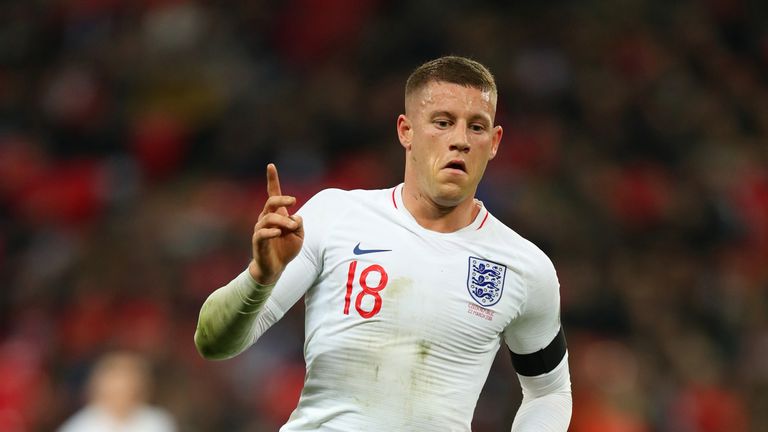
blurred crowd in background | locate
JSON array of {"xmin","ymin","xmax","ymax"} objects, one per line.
[{"xmin": 1, "ymin": 0, "xmax": 767, "ymax": 431}]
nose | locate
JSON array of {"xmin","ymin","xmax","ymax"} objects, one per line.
[{"xmin": 449, "ymin": 123, "xmax": 470, "ymax": 153}]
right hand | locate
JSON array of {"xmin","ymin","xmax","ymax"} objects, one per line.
[{"xmin": 248, "ymin": 163, "xmax": 304, "ymax": 285}]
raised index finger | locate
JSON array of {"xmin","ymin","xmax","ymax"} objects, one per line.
[{"xmin": 266, "ymin": 163, "xmax": 282, "ymax": 197}]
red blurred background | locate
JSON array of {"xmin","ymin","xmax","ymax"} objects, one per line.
[{"xmin": 1, "ymin": 0, "xmax": 767, "ymax": 430}]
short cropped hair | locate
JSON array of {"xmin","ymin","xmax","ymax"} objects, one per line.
[{"xmin": 405, "ymin": 56, "xmax": 497, "ymax": 97}]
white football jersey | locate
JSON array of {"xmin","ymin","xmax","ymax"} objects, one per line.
[{"xmin": 248, "ymin": 184, "xmax": 563, "ymax": 431}]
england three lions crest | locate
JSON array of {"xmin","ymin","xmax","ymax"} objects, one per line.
[{"xmin": 467, "ymin": 257, "xmax": 507, "ymax": 307}]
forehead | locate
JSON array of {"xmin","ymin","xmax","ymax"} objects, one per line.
[{"xmin": 407, "ymin": 81, "xmax": 497, "ymax": 118}]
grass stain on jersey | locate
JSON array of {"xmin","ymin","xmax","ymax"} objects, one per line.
[
  {"xmin": 406, "ymin": 339, "xmax": 436, "ymax": 421},
  {"xmin": 417, "ymin": 340, "xmax": 432, "ymax": 361},
  {"xmin": 383, "ymin": 277, "xmax": 412, "ymax": 300}
]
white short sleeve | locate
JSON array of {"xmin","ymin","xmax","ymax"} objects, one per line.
[
  {"xmin": 502, "ymin": 249, "xmax": 562, "ymax": 357},
  {"xmin": 255, "ymin": 189, "xmax": 340, "ymax": 329}
]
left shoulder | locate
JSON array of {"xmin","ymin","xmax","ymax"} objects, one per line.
[{"xmin": 482, "ymin": 212, "xmax": 557, "ymax": 286}]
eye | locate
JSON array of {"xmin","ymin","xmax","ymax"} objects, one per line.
[
  {"xmin": 469, "ymin": 123, "xmax": 486, "ymax": 133},
  {"xmin": 433, "ymin": 119, "xmax": 452, "ymax": 129}
]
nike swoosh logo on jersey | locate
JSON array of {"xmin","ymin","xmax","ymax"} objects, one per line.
[{"xmin": 353, "ymin": 242, "xmax": 392, "ymax": 255}]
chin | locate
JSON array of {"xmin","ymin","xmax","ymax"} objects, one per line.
[{"xmin": 432, "ymin": 184, "xmax": 470, "ymax": 208}]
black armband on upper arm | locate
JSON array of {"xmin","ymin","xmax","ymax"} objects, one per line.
[{"xmin": 509, "ymin": 327, "xmax": 567, "ymax": 377}]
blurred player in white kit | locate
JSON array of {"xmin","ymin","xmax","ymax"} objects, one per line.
[
  {"xmin": 58, "ymin": 352, "xmax": 176, "ymax": 432},
  {"xmin": 195, "ymin": 56, "xmax": 572, "ymax": 431}
]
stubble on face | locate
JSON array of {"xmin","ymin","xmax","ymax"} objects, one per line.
[{"xmin": 402, "ymin": 81, "xmax": 499, "ymax": 209}]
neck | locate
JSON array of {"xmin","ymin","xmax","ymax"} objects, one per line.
[{"xmin": 400, "ymin": 183, "xmax": 480, "ymax": 233}]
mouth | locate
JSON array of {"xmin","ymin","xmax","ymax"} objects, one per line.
[{"xmin": 443, "ymin": 159, "xmax": 467, "ymax": 173}]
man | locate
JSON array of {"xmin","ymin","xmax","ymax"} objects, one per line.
[
  {"xmin": 58, "ymin": 352, "xmax": 177, "ymax": 432},
  {"xmin": 195, "ymin": 56, "xmax": 572, "ymax": 431}
]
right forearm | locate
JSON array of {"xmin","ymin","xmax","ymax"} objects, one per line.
[{"xmin": 194, "ymin": 269, "xmax": 275, "ymax": 360}]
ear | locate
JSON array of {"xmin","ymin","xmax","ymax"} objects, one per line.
[
  {"xmin": 397, "ymin": 114, "xmax": 412, "ymax": 150},
  {"xmin": 488, "ymin": 125, "xmax": 503, "ymax": 160}
]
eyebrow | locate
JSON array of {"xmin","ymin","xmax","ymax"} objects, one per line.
[
  {"xmin": 468, "ymin": 114, "xmax": 492, "ymax": 125},
  {"xmin": 430, "ymin": 110, "xmax": 492, "ymax": 125},
  {"xmin": 429, "ymin": 110, "xmax": 456, "ymax": 120}
]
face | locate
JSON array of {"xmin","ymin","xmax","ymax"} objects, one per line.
[
  {"xmin": 398, "ymin": 81, "xmax": 502, "ymax": 208},
  {"xmin": 90, "ymin": 355, "xmax": 149, "ymax": 417}
]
